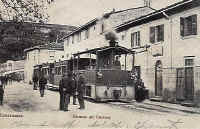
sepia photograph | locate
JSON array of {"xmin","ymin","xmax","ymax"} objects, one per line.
[{"xmin": 0, "ymin": 0, "xmax": 200, "ymax": 128}]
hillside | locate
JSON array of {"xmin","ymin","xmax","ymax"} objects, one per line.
[{"xmin": 0, "ymin": 22, "xmax": 77, "ymax": 63}]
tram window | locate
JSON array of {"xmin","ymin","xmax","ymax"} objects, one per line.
[
  {"xmin": 55, "ymin": 67, "xmax": 58, "ymax": 75},
  {"xmin": 62, "ymin": 66, "xmax": 66, "ymax": 74},
  {"xmin": 86, "ymin": 86, "xmax": 91, "ymax": 97},
  {"xmin": 58, "ymin": 67, "xmax": 61, "ymax": 75}
]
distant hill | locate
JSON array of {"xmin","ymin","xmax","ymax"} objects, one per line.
[{"xmin": 0, "ymin": 22, "xmax": 77, "ymax": 63}]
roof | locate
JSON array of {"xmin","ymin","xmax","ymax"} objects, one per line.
[
  {"xmin": 116, "ymin": 0, "xmax": 198, "ymax": 32},
  {"xmin": 63, "ymin": 6, "xmax": 155, "ymax": 39},
  {"xmin": 63, "ymin": 18, "xmax": 97, "ymax": 39},
  {"xmin": 73, "ymin": 45, "xmax": 134, "ymax": 56},
  {"xmin": 106, "ymin": 6, "xmax": 155, "ymax": 28},
  {"xmin": 24, "ymin": 42, "xmax": 64, "ymax": 52}
]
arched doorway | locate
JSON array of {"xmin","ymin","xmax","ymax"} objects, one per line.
[{"xmin": 155, "ymin": 60, "xmax": 163, "ymax": 96}]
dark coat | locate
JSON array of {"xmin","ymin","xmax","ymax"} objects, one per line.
[
  {"xmin": 39, "ymin": 76, "xmax": 47, "ymax": 90},
  {"xmin": 60, "ymin": 76, "xmax": 74, "ymax": 94},
  {"xmin": 33, "ymin": 75, "xmax": 39, "ymax": 83},
  {"xmin": 77, "ymin": 76, "xmax": 85, "ymax": 94},
  {"xmin": 59, "ymin": 79, "xmax": 64, "ymax": 94},
  {"xmin": 0, "ymin": 86, "xmax": 4, "ymax": 94}
]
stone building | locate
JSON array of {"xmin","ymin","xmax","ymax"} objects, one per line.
[
  {"xmin": 24, "ymin": 42, "xmax": 64, "ymax": 83},
  {"xmin": 116, "ymin": 0, "xmax": 200, "ymax": 105},
  {"xmin": 63, "ymin": 4, "xmax": 155, "ymax": 61}
]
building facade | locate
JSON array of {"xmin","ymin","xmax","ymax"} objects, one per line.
[
  {"xmin": 63, "ymin": 6, "xmax": 155, "ymax": 61},
  {"xmin": 0, "ymin": 60, "xmax": 25, "ymax": 81},
  {"xmin": 24, "ymin": 42, "xmax": 64, "ymax": 83},
  {"xmin": 62, "ymin": 0, "xmax": 200, "ymax": 105},
  {"xmin": 116, "ymin": 0, "xmax": 200, "ymax": 105}
]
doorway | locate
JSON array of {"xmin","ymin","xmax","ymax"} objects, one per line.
[
  {"xmin": 155, "ymin": 60, "xmax": 163, "ymax": 96},
  {"xmin": 185, "ymin": 67, "xmax": 194, "ymax": 100}
]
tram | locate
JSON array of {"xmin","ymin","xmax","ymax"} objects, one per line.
[
  {"xmin": 33, "ymin": 41, "xmax": 140, "ymax": 101},
  {"xmin": 73, "ymin": 42, "xmax": 136, "ymax": 101}
]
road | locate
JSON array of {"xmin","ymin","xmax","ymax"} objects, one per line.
[{"xmin": 0, "ymin": 82, "xmax": 200, "ymax": 129}]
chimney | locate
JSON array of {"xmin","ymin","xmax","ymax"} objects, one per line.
[
  {"xmin": 112, "ymin": 8, "xmax": 115, "ymax": 13},
  {"xmin": 144, "ymin": 0, "xmax": 151, "ymax": 7}
]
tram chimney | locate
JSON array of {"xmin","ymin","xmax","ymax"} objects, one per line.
[{"xmin": 105, "ymin": 30, "xmax": 118, "ymax": 47}]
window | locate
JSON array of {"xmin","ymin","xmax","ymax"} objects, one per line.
[
  {"xmin": 66, "ymin": 38, "xmax": 69, "ymax": 46},
  {"xmin": 78, "ymin": 32, "xmax": 81, "ymax": 42},
  {"xmin": 131, "ymin": 31, "xmax": 140, "ymax": 47},
  {"xmin": 121, "ymin": 31, "xmax": 127, "ymax": 41},
  {"xmin": 72, "ymin": 35, "xmax": 74, "ymax": 44},
  {"xmin": 49, "ymin": 51, "xmax": 55, "ymax": 59},
  {"xmin": 85, "ymin": 29, "xmax": 90, "ymax": 39},
  {"xmin": 185, "ymin": 58, "xmax": 194, "ymax": 66},
  {"xmin": 27, "ymin": 53, "xmax": 29, "ymax": 60},
  {"xmin": 150, "ymin": 24, "xmax": 164, "ymax": 43},
  {"xmin": 122, "ymin": 35, "xmax": 125, "ymax": 41},
  {"xmin": 180, "ymin": 14, "xmax": 197, "ymax": 37},
  {"xmin": 101, "ymin": 24, "xmax": 104, "ymax": 34}
]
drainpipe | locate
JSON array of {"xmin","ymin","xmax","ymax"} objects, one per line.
[
  {"xmin": 170, "ymin": 18, "xmax": 173, "ymax": 70},
  {"xmin": 162, "ymin": 11, "xmax": 173, "ymax": 69}
]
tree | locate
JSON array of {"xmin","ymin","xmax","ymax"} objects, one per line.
[
  {"xmin": 0, "ymin": 0, "xmax": 55, "ymax": 62},
  {"xmin": 0, "ymin": 0, "xmax": 53, "ymax": 23}
]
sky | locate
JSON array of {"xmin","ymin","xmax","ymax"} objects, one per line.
[{"xmin": 47, "ymin": 0, "xmax": 182, "ymax": 26}]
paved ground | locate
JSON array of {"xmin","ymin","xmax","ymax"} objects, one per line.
[{"xmin": 0, "ymin": 82, "xmax": 200, "ymax": 129}]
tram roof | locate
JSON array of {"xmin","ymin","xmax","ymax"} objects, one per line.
[{"xmin": 73, "ymin": 45, "xmax": 134, "ymax": 56}]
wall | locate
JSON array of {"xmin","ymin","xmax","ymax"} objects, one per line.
[
  {"xmin": 118, "ymin": 5, "xmax": 200, "ymax": 104},
  {"xmin": 24, "ymin": 48, "xmax": 64, "ymax": 83}
]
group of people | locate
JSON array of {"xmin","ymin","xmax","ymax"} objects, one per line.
[
  {"xmin": 59, "ymin": 71, "xmax": 85, "ymax": 111},
  {"xmin": 32, "ymin": 71, "xmax": 85, "ymax": 111},
  {"xmin": 32, "ymin": 74, "xmax": 47, "ymax": 97}
]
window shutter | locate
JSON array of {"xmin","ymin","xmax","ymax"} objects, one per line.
[
  {"xmin": 138, "ymin": 31, "xmax": 140, "ymax": 46},
  {"xmin": 131, "ymin": 33, "xmax": 134, "ymax": 47},
  {"xmin": 150, "ymin": 27, "xmax": 155, "ymax": 43},
  {"xmin": 180, "ymin": 17, "xmax": 185, "ymax": 36},
  {"xmin": 191, "ymin": 14, "xmax": 197, "ymax": 35},
  {"xmin": 160, "ymin": 24, "xmax": 164, "ymax": 41}
]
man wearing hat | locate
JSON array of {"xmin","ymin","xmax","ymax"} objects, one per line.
[
  {"xmin": 0, "ymin": 76, "xmax": 5, "ymax": 105},
  {"xmin": 77, "ymin": 72, "xmax": 85, "ymax": 109},
  {"xmin": 59, "ymin": 74, "xmax": 65, "ymax": 110},
  {"xmin": 72, "ymin": 73, "xmax": 77, "ymax": 105},
  {"xmin": 61, "ymin": 72, "xmax": 73, "ymax": 111},
  {"xmin": 39, "ymin": 74, "xmax": 47, "ymax": 97}
]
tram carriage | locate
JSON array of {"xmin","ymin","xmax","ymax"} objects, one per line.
[
  {"xmin": 73, "ymin": 43, "xmax": 136, "ymax": 101},
  {"xmin": 46, "ymin": 59, "xmax": 95, "ymax": 90}
]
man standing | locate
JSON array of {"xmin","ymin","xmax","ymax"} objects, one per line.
[
  {"xmin": 61, "ymin": 72, "xmax": 73, "ymax": 111},
  {"xmin": 72, "ymin": 73, "xmax": 77, "ymax": 105},
  {"xmin": 32, "ymin": 74, "xmax": 39, "ymax": 90},
  {"xmin": 0, "ymin": 76, "xmax": 5, "ymax": 105},
  {"xmin": 59, "ymin": 74, "xmax": 65, "ymax": 110},
  {"xmin": 77, "ymin": 72, "xmax": 85, "ymax": 110},
  {"xmin": 39, "ymin": 74, "xmax": 47, "ymax": 97}
]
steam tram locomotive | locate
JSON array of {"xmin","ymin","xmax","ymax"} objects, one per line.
[
  {"xmin": 33, "ymin": 43, "xmax": 137, "ymax": 101},
  {"xmin": 73, "ymin": 44, "xmax": 135, "ymax": 101}
]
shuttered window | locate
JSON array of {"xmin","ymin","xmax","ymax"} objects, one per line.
[
  {"xmin": 131, "ymin": 31, "xmax": 140, "ymax": 48},
  {"xmin": 72, "ymin": 35, "xmax": 74, "ymax": 44},
  {"xmin": 150, "ymin": 27, "xmax": 155, "ymax": 43},
  {"xmin": 150, "ymin": 24, "xmax": 164, "ymax": 43},
  {"xmin": 157, "ymin": 25, "xmax": 164, "ymax": 42},
  {"xmin": 180, "ymin": 14, "xmax": 197, "ymax": 37},
  {"xmin": 85, "ymin": 28, "xmax": 90, "ymax": 39}
]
